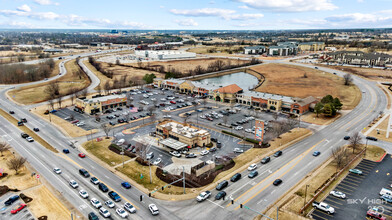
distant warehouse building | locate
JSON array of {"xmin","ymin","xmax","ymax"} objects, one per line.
[
  {"xmin": 156, "ymin": 121, "xmax": 211, "ymax": 149},
  {"xmin": 75, "ymin": 94, "xmax": 127, "ymax": 114},
  {"xmin": 244, "ymin": 46, "xmax": 266, "ymax": 55},
  {"xmin": 298, "ymin": 42, "xmax": 325, "ymax": 51},
  {"xmin": 134, "ymin": 50, "xmax": 196, "ymax": 60}
]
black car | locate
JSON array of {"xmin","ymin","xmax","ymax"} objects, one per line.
[
  {"xmin": 79, "ymin": 169, "xmax": 90, "ymax": 178},
  {"xmin": 366, "ymin": 136, "xmax": 378, "ymax": 141},
  {"xmin": 215, "ymin": 191, "xmax": 226, "ymax": 200},
  {"xmin": 216, "ymin": 141, "xmax": 222, "ymax": 148},
  {"xmin": 21, "ymin": 118, "xmax": 27, "ymax": 123},
  {"xmin": 343, "ymin": 136, "xmax": 350, "ymax": 140},
  {"xmin": 63, "ymin": 149, "xmax": 70, "ymax": 154},
  {"xmin": 230, "ymin": 173, "xmax": 241, "ymax": 182},
  {"xmin": 248, "ymin": 171, "xmax": 258, "ymax": 178},
  {"xmin": 231, "ymin": 123, "xmax": 238, "ymax": 127},
  {"xmin": 108, "ymin": 191, "xmax": 121, "ymax": 202},
  {"xmin": 4, "ymin": 195, "xmax": 19, "ymax": 206},
  {"xmin": 209, "ymin": 147, "xmax": 217, "ymax": 152},
  {"xmin": 118, "ymin": 119, "xmax": 124, "ymax": 123},
  {"xmin": 261, "ymin": 156, "xmax": 271, "ymax": 164},
  {"xmin": 33, "ymin": 128, "xmax": 40, "ymax": 132},
  {"xmin": 211, "ymin": 138, "xmax": 217, "ymax": 142},
  {"xmin": 117, "ymin": 107, "xmax": 122, "ymax": 110},
  {"xmin": 9, "ymin": 111, "xmax": 15, "ymax": 114},
  {"xmin": 109, "ymin": 121, "xmax": 116, "ymax": 126},
  {"xmin": 273, "ymin": 179, "xmax": 283, "ymax": 186},
  {"xmin": 88, "ymin": 212, "xmax": 99, "ymax": 220},
  {"xmin": 216, "ymin": 180, "xmax": 228, "ymax": 191},
  {"xmin": 21, "ymin": 133, "xmax": 29, "ymax": 138},
  {"xmin": 98, "ymin": 183, "xmax": 109, "ymax": 192},
  {"xmin": 273, "ymin": 151, "xmax": 282, "ymax": 157}
]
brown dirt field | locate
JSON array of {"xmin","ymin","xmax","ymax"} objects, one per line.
[
  {"xmin": 8, "ymin": 59, "xmax": 90, "ymax": 104},
  {"xmin": 82, "ymin": 138, "xmax": 126, "ymax": 166},
  {"xmin": 31, "ymin": 100, "xmax": 98, "ymax": 138},
  {"xmin": 319, "ymin": 64, "xmax": 392, "ymax": 82},
  {"xmin": 0, "ymin": 150, "xmax": 40, "ymax": 190},
  {"xmin": 187, "ymin": 45, "xmax": 246, "ymax": 55},
  {"xmin": 26, "ymin": 185, "xmax": 71, "ymax": 220},
  {"xmin": 301, "ymin": 112, "xmax": 342, "ymax": 125},
  {"xmin": 127, "ymin": 58, "xmax": 250, "ymax": 74},
  {"xmin": 252, "ymin": 63, "xmax": 361, "ymax": 110}
]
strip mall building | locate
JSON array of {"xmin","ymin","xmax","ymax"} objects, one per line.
[
  {"xmin": 154, "ymin": 78, "xmax": 316, "ymax": 115},
  {"xmin": 75, "ymin": 94, "xmax": 127, "ymax": 114}
]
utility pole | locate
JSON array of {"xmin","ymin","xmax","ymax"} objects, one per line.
[
  {"xmin": 183, "ymin": 166, "xmax": 186, "ymax": 194},
  {"xmin": 121, "ymin": 145, "xmax": 124, "ymax": 168},
  {"xmin": 304, "ymin": 184, "xmax": 309, "ymax": 207},
  {"xmin": 149, "ymin": 158, "xmax": 152, "ymax": 184}
]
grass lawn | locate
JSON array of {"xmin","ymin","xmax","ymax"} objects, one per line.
[
  {"xmin": 0, "ymin": 108, "xmax": 58, "ymax": 153},
  {"xmin": 116, "ymin": 161, "xmax": 194, "ymax": 195},
  {"xmin": 366, "ymin": 115, "xmax": 392, "ymax": 143},
  {"xmin": 8, "ymin": 59, "xmax": 90, "ymax": 105},
  {"xmin": 82, "ymin": 59, "xmax": 111, "ymax": 90},
  {"xmin": 82, "ymin": 138, "xmax": 126, "ymax": 167},
  {"xmin": 301, "ymin": 112, "xmax": 342, "ymax": 125},
  {"xmin": 252, "ymin": 63, "xmax": 361, "ymax": 110}
]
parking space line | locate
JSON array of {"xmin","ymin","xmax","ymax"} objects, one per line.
[
  {"xmin": 339, "ymin": 182, "xmax": 358, "ymax": 189},
  {"xmin": 356, "ymin": 163, "xmax": 374, "ymax": 168},
  {"xmin": 314, "ymin": 209, "xmax": 334, "ymax": 217},
  {"xmin": 360, "ymin": 160, "xmax": 376, "ymax": 165},
  {"xmin": 340, "ymin": 180, "xmax": 359, "ymax": 187},
  {"xmin": 335, "ymin": 185, "xmax": 354, "ymax": 192},
  {"xmin": 327, "ymin": 196, "xmax": 347, "ymax": 202},
  {"xmin": 344, "ymin": 176, "xmax": 362, "ymax": 183},
  {"xmin": 346, "ymin": 174, "xmax": 364, "ymax": 180},
  {"xmin": 379, "ymin": 204, "xmax": 392, "ymax": 213},
  {"xmin": 324, "ymin": 197, "xmax": 343, "ymax": 206},
  {"xmin": 311, "ymin": 212, "xmax": 330, "ymax": 220},
  {"xmin": 355, "ymin": 165, "xmax": 373, "ymax": 171}
]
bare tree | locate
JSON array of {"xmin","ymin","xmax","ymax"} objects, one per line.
[
  {"xmin": 126, "ymin": 93, "xmax": 133, "ymax": 107},
  {"xmin": 272, "ymin": 122, "xmax": 285, "ymax": 138},
  {"xmin": 7, "ymin": 156, "xmax": 26, "ymax": 174},
  {"xmin": 96, "ymin": 84, "xmax": 102, "ymax": 95},
  {"xmin": 44, "ymin": 81, "xmax": 60, "ymax": 101},
  {"xmin": 68, "ymin": 86, "xmax": 78, "ymax": 105},
  {"xmin": 104, "ymin": 81, "xmax": 111, "ymax": 95},
  {"xmin": 0, "ymin": 142, "xmax": 10, "ymax": 157},
  {"xmin": 147, "ymin": 106, "xmax": 156, "ymax": 116},
  {"xmin": 80, "ymin": 89, "xmax": 88, "ymax": 97},
  {"xmin": 101, "ymin": 123, "xmax": 112, "ymax": 138},
  {"xmin": 331, "ymin": 146, "xmax": 347, "ymax": 172},
  {"xmin": 273, "ymin": 112, "xmax": 279, "ymax": 121},
  {"xmin": 223, "ymin": 115, "xmax": 229, "ymax": 126},
  {"xmin": 349, "ymin": 132, "xmax": 362, "ymax": 153},
  {"xmin": 343, "ymin": 73, "xmax": 353, "ymax": 86},
  {"xmin": 56, "ymin": 95, "xmax": 63, "ymax": 109},
  {"xmin": 47, "ymin": 99, "xmax": 55, "ymax": 111}
]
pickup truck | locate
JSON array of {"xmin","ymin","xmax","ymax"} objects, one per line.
[{"xmin": 312, "ymin": 201, "xmax": 335, "ymax": 214}]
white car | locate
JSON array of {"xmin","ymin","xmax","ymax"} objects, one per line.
[
  {"xmin": 233, "ymin": 148, "xmax": 244, "ymax": 153},
  {"xmin": 148, "ymin": 204, "xmax": 159, "ymax": 215},
  {"xmin": 69, "ymin": 180, "xmax": 78, "ymax": 188},
  {"xmin": 26, "ymin": 137, "xmax": 34, "ymax": 142},
  {"xmin": 79, "ymin": 189, "xmax": 89, "ymax": 199},
  {"xmin": 161, "ymin": 98, "xmax": 166, "ymax": 101},
  {"xmin": 163, "ymin": 115, "xmax": 172, "ymax": 118},
  {"xmin": 169, "ymin": 151, "xmax": 181, "ymax": 158},
  {"xmin": 200, "ymin": 150, "xmax": 209, "ymax": 156},
  {"xmin": 105, "ymin": 200, "xmax": 115, "ymax": 208},
  {"xmin": 151, "ymin": 98, "xmax": 156, "ymax": 101},
  {"xmin": 53, "ymin": 168, "xmax": 62, "ymax": 174},
  {"xmin": 235, "ymin": 126, "xmax": 243, "ymax": 130},
  {"xmin": 248, "ymin": 163, "xmax": 257, "ymax": 171},
  {"xmin": 76, "ymin": 122, "xmax": 85, "ymax": 127},
  {"xmin": 116, "ymin": 208, "xmax": 128, "ymax": 218},
  {"xmin": 153, "ymin": 158, "xmax": 162, "ymax": 165},
  {"xmin": 245, "ymin": 129, "xmax": 253, "ymax": 133},
  {"xmin": 330, "ymin": 190, "xmax": 346, "ymax": 199},
  {"xmin": 123, "ymin": 202, "xmax": 136, "ymax": 213},
  {"xmin": 90, "ymin": 198, "xmax": 102, "ymax": 209},
  {"xmin": 196, "ymin": 191, "xmax": 211, "ymax": 202},
  {"xmin": 99, "ymin": 207, "xmax": 111, "ymax": 218}
]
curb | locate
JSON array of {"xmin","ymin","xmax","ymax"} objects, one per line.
[{"xmin": 376, "ymin": 152, "xmax": 387, "ymax": 162}]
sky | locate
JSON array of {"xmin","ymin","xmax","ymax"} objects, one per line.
[{"xmin": 0, "ymin": 0, "xmax": 392, "ymax": 30}]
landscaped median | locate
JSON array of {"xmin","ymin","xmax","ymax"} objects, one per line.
[{"xmin": 0, "ymin": 108, "xmax": 58, "ymax": 153}]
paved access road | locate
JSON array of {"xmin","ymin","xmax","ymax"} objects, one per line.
[{"xmin": 0, "ymin": 54, "xmax": 388, "ymax": 220}]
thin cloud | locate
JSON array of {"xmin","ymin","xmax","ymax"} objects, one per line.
[
  {"xmin": 17, "ymin": 5, "xmax": 32, "ymax": 12},
  {"xmin": 34, "ymin": 0, "xmax": 60, "ymax": 6},
  {"xmin": 170, "ymin": 8, "xmax": 263, "ymax": 20},
  {"xmin": 234, "ymin": 0, "xmax": 338, "ymax": 12},
  {"xmin": 174, "ymin": 18, "xmax": 199, "ymax": 26}
]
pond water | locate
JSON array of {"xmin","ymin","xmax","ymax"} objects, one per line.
[{"xmin": 197, "ymin": 72, "xmax": 258, "ymax": 90}]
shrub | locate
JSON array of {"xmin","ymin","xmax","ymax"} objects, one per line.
[
  {"xmin": 206, "ymin": 142, "xmax": 213, "ymax": 148},
  {"xmin": 215, "ymin": 164, "xmax": 224, "ymax": 170}
]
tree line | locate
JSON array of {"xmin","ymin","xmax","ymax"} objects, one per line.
[
  {"xmin": 88, "ymin": 56, "xmax": 114, "ymax": 79},
  {"xmin": 0, "ymin": 59, "xmax": 55, "ymax": 84},
  {"xmin": 314, "ymin": 95, "xmax": 343, "ymax": 117}
]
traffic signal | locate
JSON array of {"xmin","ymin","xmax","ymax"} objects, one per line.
[
  {"xmin": 231, "ymin": 200, "xmax": 234, "ymax": 204},
  {"xmin": 148, "ymin": 193, "xmax": 151, "ymax": 197},
  {"xmin": 140, "ymin": 195, "xmax": 143, "ymax": 201},
  {"xmin": 162, "ymin": 186, "xmax": 164, "ymax": 190},
  {"xmin": 240, "ymin": 204, "xmax": 243, "ymax": 208}
]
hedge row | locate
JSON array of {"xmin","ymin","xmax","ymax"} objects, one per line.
[{"xmin": 221, "ymin": 130, "xmax": 269, "ymax": 146}]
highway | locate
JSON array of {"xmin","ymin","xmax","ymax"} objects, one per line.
[{"xmin": 0, "ymin": 53, "xmax": 388, "ymax": 220}]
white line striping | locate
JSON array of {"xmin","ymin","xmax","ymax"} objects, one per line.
[{"xmin": 206, "ymin": 199, "xmax": 225, "ymax": 209}]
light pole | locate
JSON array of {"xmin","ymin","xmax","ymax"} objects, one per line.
[
  {"xmin": 304, "ymin": 184, "xmax": 309, "ymax": 207},
  {"xmin": 121, "ymin": 145, "xmax": 124, "ymax": 168}
]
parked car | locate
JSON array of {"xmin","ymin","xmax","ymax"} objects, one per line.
[
  {"xmin": 216, "ymin": 180, "xmax": 229, "ymax": 191},
  {"xmin": 123, "ymin": 202, "xmax": 136, "ymax": 213},
  {"xmin": 185, "ymin": 153, "xmax": 197, "ymax": 158},
  {"xmin": 148, "ymin": 204, "xmax": 159, "ymax": 215},
  {"xmin": 200, "ymin": 150, "xmax": 209, "ymax": 156},
  {"xmin": 215, "ymin": 191, "xmax": 227, "ymax": 200},
  {"xmin": 233, "ymin": 148, "xmax": 244, "ymax": 153},
  {"xmin": 121, "ymin": 182, "xmax": 131, "ymax": 189},
  {"xmin": 91, "ymin": 198, "xmax": 102, "ymax": 209},
  {"xmin": 381, "ymin": 195, "xmax": 392, "ymax": 203},
  {"xmin": 10, "ymin": 203, "xmax": 26, "ymax": 214},
  {"xmin": 312, "ymin": 201, "xmax": 335, "ymax": 215},
  {"xmin": 330, "ymin": 190, "xmax": 346, "ymax": 199},
  {"xmin": 153, "ymin": 158, "xmax": 162, "ymax": 165},
  {"xmin": 248, "ymin": 163, "xmax": 257, "ymax": 171},
  {"xmin": 366, "ymin": 209, "xmax": 386, "ymax": 220},
  {"xmin": 209, "ymin": 147, "xmax": 217, "ymax": 152},
  {"xmin": 248, "ymin": 171, "xmax": 258, "ymax": 178},
  {"xmin": 146, "ymin": 152, "xmax": 154, "ymax": 160},
  {"xmin": 108, "ymin": 191, "xmax": 121, "ymax": 202},
  {"xmin": 169, "ymin": 151, "xmax": 181, "ymax": 158},
  {"xmin": 349, "ymin": 169, "xmax": 363, "ymax": 175},
  {"xmin": 196, "ymin": 191, "xmax": 211, "ymax": 202},
  {"xmin": 4, "ymin": 195, "xmax": 19, "ymax": 206}
]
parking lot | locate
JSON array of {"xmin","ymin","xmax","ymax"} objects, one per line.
[
  {"xmin": 0, "ymin": 193, "xmax": 34, "ymax": 220},
  {"xmin": 311, "ymin": 156, "xmax": 392, "ymax": 220}
]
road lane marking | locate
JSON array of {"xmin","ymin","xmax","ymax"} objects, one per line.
[
  {"xmin": 228, "ymin": 138, "xmax": 325, "ymax": 209},
  {"xmin": 206, "ymin": 199, "xmax": 225, "ymax": 209}
]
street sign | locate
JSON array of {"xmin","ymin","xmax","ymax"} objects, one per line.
[{"xmin": 36, "ymin": 174, "xmax": 40, "ymax": 179}]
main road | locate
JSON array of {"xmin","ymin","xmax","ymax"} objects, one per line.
[{"xmin": 0, "ymin": 54, "xmax": 387, "ymax": 220}]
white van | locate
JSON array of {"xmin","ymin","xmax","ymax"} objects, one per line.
[{"xmin": 379, "ymin": 188, "xmax": 392, "ymax": 196}]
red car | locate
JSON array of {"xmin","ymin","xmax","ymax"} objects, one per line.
[
  {"xmin": 71, "ymin": 120, "xmax": 79, "ymax": 124},
  {"xmin": 11, "ymin": 203, "xmax": 26, "ymax": 214},
  {"xmin": 367, "ymin": 210, "xmax": 386, "ymax": 220},
  {"xmin": 170, "ymin": 101, "xmax": 176, "ymax": 104},
  {"xmin": 78, "ymin": 153, "xmax": 86, "ymax": 158}
]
